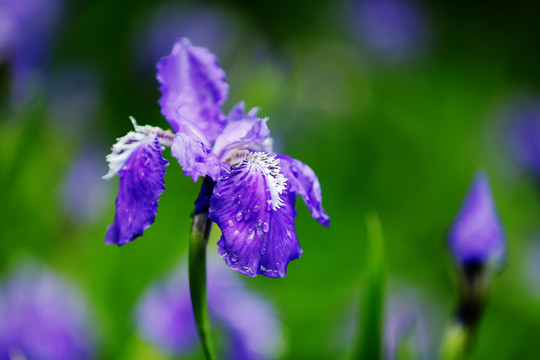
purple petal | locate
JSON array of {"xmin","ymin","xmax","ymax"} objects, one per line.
[
  {"xmin": 213, "ymin": 104, "xmax": 270, "ymax": 161},
  {"xmin": 171, "ymin": 132, "xmax": 221, "ymax": 182},
  {"xmin": 209, "ymin": 155, "xmax": 302, "ymax": 278},
  {"xmin": 105, "ymin": 137, "xmax": 168, "ymax": 246},
  {"xmin": 156, "ymin": 37, "xmax": 228, "ymax": 145},
  {"xmin": 448, "ymin": 172, "xmax": 506, "ymax": 267},
  {"xmin": 277, "ymin": 155, "xmax": 330, "ymax": 227}
]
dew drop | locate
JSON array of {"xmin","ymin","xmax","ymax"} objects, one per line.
[
  {"xmin": 236, "ymin": 194, "xmax": 243, "ymax": 204},
  {"xmin": 228, "ymin": 220, "xmax": 234, "ymax": 227},
  {"xmin": 235, "ymin": 212, "xmax": 243, "ymax": 222},
  {"xmin": 266, "ymin": 201, "xmax": 272, "ymax": 211},
  {"xmin": 262, "ymin": 222, "xmax": 270, "ymax": 233},
  {"xmin": 244, "ymin": 210, "xmax": 252, "ymax": 221},
  {"xmin": 230, "ymin": 255, "xmax": 238, "ymax": 263},
  {"xmin": 253, "ymin": 205, "xmax": 260, "ymax": 213},
  {"xmin": 257, "ymin": 219, "xmax": 263, "ymax": 226}
]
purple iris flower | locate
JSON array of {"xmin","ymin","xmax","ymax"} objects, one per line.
[
  {"xmin": 0, "ymin": 264, "xmax": 97, "ymax": 360},
  {"xmin": 448, "ymin": 172, "xmax": 506, "ymax": 269},
  {"xmin": 354, "ymin": 0, "xmax": 430, "ymax": 63},
  {"xmin": 103, "ymin": 38, "xmax": 329, "ymax": 278},
  {"xmin": 135, "ymin": 257, "xmax": 284, "ymax": 359}
]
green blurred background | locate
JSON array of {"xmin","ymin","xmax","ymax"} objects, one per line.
[{"xmin": 1, "ymin": 0, "xmax": 540, "ymax": 359}]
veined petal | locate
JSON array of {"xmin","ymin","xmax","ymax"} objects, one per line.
[
  {"xmin": 209, "ymin": 153, "xmax": 302, "ymax": 278},
  {"xmin": 156, "ymin": 38, "xmax": 228, "ymax": 145},
  {"xmin": 105, "ymin": 137, "xmax": 168, "ymax": 246},
  {"xmin": 213, "ymin": 106, "xmax": 271, "ymax": 161},
  {"xmin": 171, "ymin": 133, "xmax": 221, "ymax": 182},
  {"xmin": 277, "ymin": 155, "xmax": 330, "ymax": 227}
]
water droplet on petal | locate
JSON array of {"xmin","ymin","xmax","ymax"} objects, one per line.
[
  {"xmin": 235, "ymin": 212, "xmax": 243, "ymax": 221},
  {"xmin": 266, "ymin": 201, "xmax": 272, "ymax": 211},
  {"xmin": 244, "ymin": 210, "xmax": 252, "ymax": 221},
  {"xmin": 262, "ymin": 222, "xmax": 270, "ymax": 233},
  {"xmin": 228, "ymin": 220, "xmax": 234, "ymax": 227},
  {"xmin": 231, "ymin": 255, "xmax": 238, "ymax": 263},
  {"xmin": 257, "ymin": 219, "xmax": 263, "ymax": 226},
  {"xmin": 253, "ymin": 205, "xmax": 260, "ymax": 213},
  {"xmin": 236, "ymin": 194, "xmax": 243, "ymax": 204}
]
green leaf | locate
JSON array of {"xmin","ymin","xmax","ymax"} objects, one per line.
[{"xmin": 353, "ymin": 212, "xmax": 386, "ymax": 360}]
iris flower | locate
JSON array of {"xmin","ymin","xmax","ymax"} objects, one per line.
[{"xmin": 103, "ymin": 38, "xmax": 329, "ymax": 278}]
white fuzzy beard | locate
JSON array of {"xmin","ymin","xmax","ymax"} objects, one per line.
[{"xmin": 243, "ymin": 152, "xmax": 287, "ymax": 210}]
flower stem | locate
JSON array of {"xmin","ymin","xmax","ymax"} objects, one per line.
[{"xmin": 189, "ymin": 177, "xmax": 217, "ymax": 360}]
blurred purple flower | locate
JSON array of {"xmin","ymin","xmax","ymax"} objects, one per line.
[
  {"xmin": 0, "ymin": 263, "xmax": 97, "ymax": 360},
  {"xmin": 60, "ymin": 148, "xmax": 112, "ymax": 223},
  {"xmin": 135, "ymin": 257, "xmax": 284, "ymax": 359},
  {"xmin": 499, "ymin": 97, "xmax": 540, "ymax": 176},
  {"xmin": 104, "ymin": 38, "xmax": 329, "ymax": 278},
  {"xmin": 354, "ymin": 0, "xmax": 430, "ymax": 63},
  {"xmin": 135, "ymin": 5, "xmax": 239, "ymax": 72},
  {"xmin": 384, "ymin": 290, "xmax": 439, "ymax": 360},
  {"xmin": 0, "ymin": 0, "xmax": 63, "ymax": 105},
  {"xmin": 448, "ymin": 172, "xmax": 506, "ymax": 269},
  {"xmin": 334, "ymin": 288, "xmax": 439, "ymax": 359}
]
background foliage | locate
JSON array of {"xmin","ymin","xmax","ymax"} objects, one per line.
[{"xmin": 2, "ymin": 0, "xmax": 540, "ymax": 359}]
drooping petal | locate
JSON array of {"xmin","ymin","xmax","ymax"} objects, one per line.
[
  {"xmin": 171, "ymin": 132, "xmax": 221, "ymax": 182},
  {"xmin": 448, "ymin": 172, "xmax": 506, "ymax": 268},
  {"xmin": 156, "ymin": 37, "xmax": 228, "ymax": 145},
  {"xmin": 209, "ymin": 153, "xmax": 302, "ymax": 278},
  {"xmin": 277, "ymin": 155, "xmax": 330, "ymax": 227},
  {"xmin": 213, "ymin": 104, "xmax": 271, "ymax": 161},
  {"xmin": 105, "ymin": 137, "xmax": 168, "ymax": 246}
]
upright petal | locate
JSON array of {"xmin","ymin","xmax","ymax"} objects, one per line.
[
  {"xmin": 156, "ymin": 38, "xmax": 228, "ymax": 145},
  {"xmin": 448, "ymin": 172, "xmax": 506, "ymax": 268},
  {"xmin": 277, "ymin": 155, "xmax": 330, "ymax": 227},
  {"xmin": 171, "ymin": 132, "xmax": 221, "ymax": 182},
  {"xmin": 209, "ymin": 153, "xmax": 302, "ymax": 278},
  {"xmin": 105, "ymin": 137, "xmax": 168, "ymax": 246},
  {"xmin": 213, "ymin": 104, "xmax": 271, "ymax": 161}
]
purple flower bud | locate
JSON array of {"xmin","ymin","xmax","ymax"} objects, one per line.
[
  {"xmin": 448, "ymin": 172, "xmax": 506, "ymax": 269},
  {"xmin": 0, "ymin": 263, "xmax": 98, "ymax": 360}
]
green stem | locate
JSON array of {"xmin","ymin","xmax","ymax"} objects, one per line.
[{"xmin": 188, "ymin": 177, "xmax": 216, "ymax": 360}]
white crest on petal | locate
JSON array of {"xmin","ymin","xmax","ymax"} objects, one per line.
[
  {"xmin": 103, "ymin": 117, "xmax": 174, "ymax": 180},
  {"xmin": 244, "ymin": 152, "xmax": 287, "ymax": 210}
]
